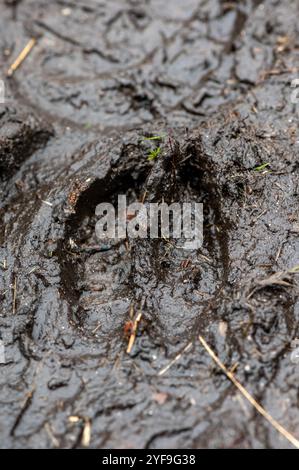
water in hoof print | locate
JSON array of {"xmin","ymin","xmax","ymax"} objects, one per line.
[{"xmin": 0, "ymin": 0, "xmax": 299, "ymax": 451}]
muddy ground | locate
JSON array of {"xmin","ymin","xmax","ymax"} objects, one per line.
[{"xmin": 0, "ymin": 0, "xmax": 299, "ymax": 449}]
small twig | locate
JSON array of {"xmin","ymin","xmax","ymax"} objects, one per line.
[
  {"xmin": 126, "ymin": 312, "xmax": 142, "ymax": 354},
  {"xmin": 28, "ymin": 267, "xmax": 37, "ymax": 275},
  {"xmin": 7, "ymin": 38, "xmax": 36, "ymax": 77},
  {"xmin": 10, "ymin": 390, "xmax": 35, "ymax": 436},
  {"xmin": 198, "ymin": 254, "xmax": 212, "ymax": 264},
  {"xmin": 129, "ymin": 303, "xmax": 134, "ymax": 319},
  {"xmin": 199, "ymin": 335, "xmax": 299, "ymax": 449},
  {"xmin": 254, "ymin": 209, "xmax": 267, "ymax": 222},
  {"xmin": 140, "ymin": 191, "xmax": 147, "ymax": 204},
  {"xmin": 158, "ymin": 342, "xmax": 193, "ymax": 376},
  {"xmin": 126, "ymin": 297, "xmax": 145, "ymax": 354},
  {"xmin": 41, "ymin": 200, "xmax": 53, "ymax": 207},
  {"xmin": 230, "ymin": 362, "xmax": 239, "ymax": 374},
  {"xmin": 247, "ymin": 269, "xmax": 298, "ymax": 299},
  {"xmin": 260, "ymin": 67, "xmax": 297, "ymax": 80},
  {"xmin": 91, "ymin": 323, "xmax": 101, "ymax": 335},
  {"xmin": 69, "ymin": 415, "xmax": 91, "ymax": 447},
  {"xmin": 81, "ymin": 418, "xmax": 91, "ymax": 447}
]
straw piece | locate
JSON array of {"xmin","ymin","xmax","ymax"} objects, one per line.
[
  {"xmin": 199, "ymin": 335, "xmax": 299, "ymax": 449},
  {"xmin": 7, "ymin": 38, "xmax": 36, "ymax": 77}
]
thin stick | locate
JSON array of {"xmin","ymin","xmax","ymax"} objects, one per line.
[
  {"xmin": 126, "ymin": 312, "xmax": 142, "ymax": 354},
  {"xmin": 141, "ymin": 191, "xmax": 147, "ymax": 204},
  {"xmin": 129, "ymin": 303, "xmax": 134, "ymax": 319},
  {"xmin": 7, "ymin": 38, "xmax": 36, "ymax": 77},
  {"xmin": 158, "ymin": 342, "xmax": 192, "ymax": 376},
  {"xmin": 82, "ymin": 418, "xmax": 91, "ymax": 447},
  {"xmin": 126, "ymin": 297, "xmax": 145, "ymax": 354},
  {"xmin": 10, "ymin": 389, "xmax": 34, "ymax": 436},
  {"xmin": 199, "ymin": 335, "xmax": 299, "ymax": 449},
  {"xmin": 91, "ymin": 323, "xmax": 101, "ymax": 335}
]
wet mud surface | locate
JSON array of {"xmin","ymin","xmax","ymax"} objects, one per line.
[{"xmin": 0, "ymin": 0, "xmax": 299, "ymax": 449}]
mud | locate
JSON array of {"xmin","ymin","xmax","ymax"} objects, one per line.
[{"xmin": 0, "ymin": 0, "xmax": 299, "ymax": 449}]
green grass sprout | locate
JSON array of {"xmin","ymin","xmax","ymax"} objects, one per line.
[
  {"xmin": 148, "ymin": 147, "xmax": 161, "ymax": 161},
  {"xmin": 142, "ymin": 134, "xmax": 166, "ymax": 141},
  {"xmin": 254, "ymin": 162, "xmax": 270, "ymax": 172}
]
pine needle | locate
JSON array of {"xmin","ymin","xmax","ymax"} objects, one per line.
[{"xmin": 158, "ymin": 342, "xmax": 193, "ymax": 376}]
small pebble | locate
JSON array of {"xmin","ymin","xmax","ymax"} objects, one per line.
[
  {"xmin": 218, "ymin": 321, "xmax": 228, "ymax": 338},
  {"xmin": 61, "ymin": 8, "xmax": 72, "ymax": 16}
]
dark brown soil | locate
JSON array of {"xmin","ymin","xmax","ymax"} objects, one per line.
[{"xmin": 0, "ymin": 0, "xmax": 299, "ymax": 449}]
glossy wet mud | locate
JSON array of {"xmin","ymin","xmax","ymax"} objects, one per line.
[{"xmin": 0, "ymin": 0, "xmax": 299, "ymax": 449}]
